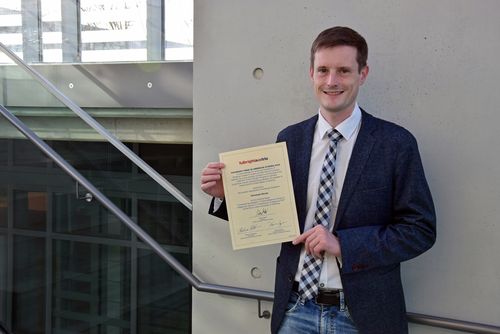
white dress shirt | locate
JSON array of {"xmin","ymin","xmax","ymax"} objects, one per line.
[
  {"xmin": 293, "ymin": 104, "xmax": 362, "ymax": 289},
  {"xmin": 213, "ymin": 104, "xmax": 362, "ymax": 289}
]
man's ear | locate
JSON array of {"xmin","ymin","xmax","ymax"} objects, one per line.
[{"xmin": 360, "ymin": 65, "xmax": 369, "ymax": 85}]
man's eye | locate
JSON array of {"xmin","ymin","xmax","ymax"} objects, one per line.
[{"xmin": 318, "ymin": 68, "xmax": 328, "ymax": 74}]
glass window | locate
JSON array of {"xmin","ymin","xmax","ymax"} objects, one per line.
[
  {"xmin": 80, "ymin": 0, "xmax": 147, "ymax": 62},
  {"xmin": 0, "ymin": 0, "xmax": 23, "ymax": 62},
  {"xmin": 1, "ymin": 138, "xmax": 193, "ymax": 332},
  {"xmin": 13, "ymin": 235, "xmax": 46, "ymax": 334},
  {"xmin": 50, "ymin": 140, "xmax": 133, "ymax": 173},
  {"xmin": 138, "ymin": 199, "xmax": 190, "ymax": 246},
  {"xmin": 0, "ymin": 139, "xmax": 7, "ymax": 166},
  {"xmin": 41, "ymin": 0, "xmax": 62, "ymax": 62},
  {"xmin": 0, "ymin": 188, "xmax": 6, "ymax": 227},
  {"xmin": 138, "ymin": 249, "xmax": 190, "ymax": 333},
  {"xmin": 52, "ymin": 240, "xmax": 131, "ymax": 333},
  {"xmin": 1, "ymin": 0, "xmax": 193, "ymax": 63},
  {"xmin": 13, "ymin": 139, "xmax": 49, "ymax": 168},
  {"xmin": 165, "ymin": 0, "xmax": 193, "ymax": 61},
  {"xmin": 139, "ymin": 143, "xmax": 192, "ymax": 177},
  {"xmin": 13, "ymin": 190, "xmax": 47, "ymax": 231},
  {"xmin": 53, "ymin": 192, "xmax": 131, "ymax": 240},
  {"xmin": 0, "ymin": 233, "xmax": 6, "ymax": 323}
]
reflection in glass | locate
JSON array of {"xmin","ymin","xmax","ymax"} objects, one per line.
[
  {"xmin": 51, "ymin": 140, "xmax": 132, "ymax": 173},
  {"xmin": 53, "ymin": 240, "xmax": 131, "ymax": 333},
  {"xmin": 0, "ymin": 0, "xmax": 194, "ymax": 63},
  {"xmin": 80, "ymin": 0, "xmax": 147, "ymax": 62},
  {"xmin": 14, "ymin": 190, "xmax": 47, "ymax": 231},
  {"xmin": 139, "ymin": 143, "xmax": 192, "ymax": 177},
  {"xmin": 164, "ymin": 0, "xmax": 193, "ymax": 61},
  {"xmin": 138, "ymin": 199, "xmax": 190, "ymax": 247},
  {"xmin": 13, "ymin": 235, "xmax": 46, "ymax": 334},
  {"xmin": 53, "ymin": 192, "xmax": 131, "ymax": 240},
  {"xmin": 13, "ymin": 139, "xmax": 49, "ymax": 168},
  {"xmin": 0, "ymin": 134, "xmax": 192, "ymax": 332},
  {"xmin": 41, "ymin": 0, "xmax": 62, "ymax": 62},
  {"xmin": 0, "ymin": 0, "xmax": 23, "ymax": 62},
  {"xmin": 138, "ymin": 249, "xmax": 190, "ymax": 333},
  {"xmin": 0, "ymin": 233, "xmax": 6, "ymax": 323},
  {"xmin": 0, "ymin": 188, "xmax": 6, "ymax": 227},
  {"xmin": 0, "ymin": 138, "xmax": 7, "ymax": 165}
]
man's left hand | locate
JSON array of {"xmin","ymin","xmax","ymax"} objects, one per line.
[{"xmin": 292, "ymin": 225, "xmax": 341, "ymax": 258}]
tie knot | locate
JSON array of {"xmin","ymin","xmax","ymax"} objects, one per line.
[{"xmin": 327, "ymin": 129, "xmax": 342, "ymax": 143}]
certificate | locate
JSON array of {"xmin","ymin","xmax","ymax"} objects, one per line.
[{"xmin": 219, "ymin": 142, "xmax": 300, "ymax": 250}]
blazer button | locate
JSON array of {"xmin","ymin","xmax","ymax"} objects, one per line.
[{"xmin": 288, "ymin": 275, "xmax": 293, "ymax": 282}]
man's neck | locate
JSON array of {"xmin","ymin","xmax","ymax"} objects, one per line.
[{"xmin": 319, "ymin": 107, "xmax": 354, "ymax": 128}]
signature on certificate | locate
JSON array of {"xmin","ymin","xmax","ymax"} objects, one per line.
[
  {"xmin": 239, "ymin": 224, "xmax": 258, "ymax": 233},
  {"xmin": 256, "ymin": 208, "xmax": 268, "ymax": 216}
]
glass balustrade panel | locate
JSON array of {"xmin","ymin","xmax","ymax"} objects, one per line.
[{"xmin": 0, "ymin": 50, "xmax": 192, "ymax": 334}]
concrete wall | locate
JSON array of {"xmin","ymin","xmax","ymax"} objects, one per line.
[{"xmin": 193, "ymin": 1, "xmax": 500, "ymax": 333}]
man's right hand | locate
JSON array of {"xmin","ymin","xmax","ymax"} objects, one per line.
[{"xmin": 200, "ymin": 162, "xmax": 225, "ymax": 199}]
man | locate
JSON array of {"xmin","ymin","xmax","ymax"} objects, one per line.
[{"xmin": 201, "ymin": 26, "xmax": 436, "ymax": 334}]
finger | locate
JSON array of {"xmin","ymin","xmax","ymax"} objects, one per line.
[
  {"xmin": 311, "ymin": 241, "xmax": 325, "ymax": 258},
  {"xmin": 304, "ymin": 233, "xmax": 319, "ymax": 255},
  {"xmin": 206, "ymin": 162, "xmax": 225, "ymax": 169},
  {"xmin": 306, "ymin": 228, "xmax": 328, "ymax": 256},
  {"xmin": 200, "ymin": 174, "xmax": 221, "ymax": 184},
  {"xmin": 292, "ymin": 229, "xmax": 313, "ymax": 245},
  {"xmin": 200, "ymin": 181, "xmax": 217, "ymax": 191},
  {"xmin": 201, "ymin": 162, "xmax": 225, "ymax": 176},
  {"xmin": 202, "ymin": 167, "xmax": 223, "ymax": 176},
  {"xmin": 292, "ymin": 235, "xmax": 303, "ymax": 245}
]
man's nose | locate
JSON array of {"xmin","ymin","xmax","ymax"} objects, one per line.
[{"xmin": 326, "ymin": 72, "xmax": 338, "ymax": 85}]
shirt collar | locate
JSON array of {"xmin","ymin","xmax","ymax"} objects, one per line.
[{"xmin": 317, "ymin": 103, "xmax": 362, "ymax": 142}]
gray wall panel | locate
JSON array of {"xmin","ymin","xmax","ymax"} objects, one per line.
[
  {"xmin": 1, "ymin": 62, "xmax": 192, "ymax": 108},
  {"xmin": 193, "ymin": 1, "xmax": 500, "ymax": 333}
]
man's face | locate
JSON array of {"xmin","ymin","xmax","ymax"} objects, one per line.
[{"xmin": 310, "ymin": 46, "xmax": 369, "ymax": 118}]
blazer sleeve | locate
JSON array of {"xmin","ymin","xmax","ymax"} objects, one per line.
[{"xmin": 336, "ymin": 134, "xmax": 436, "ymax": 274}]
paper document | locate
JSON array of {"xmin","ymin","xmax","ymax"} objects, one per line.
[{"xmin": 219, "ymin": 142, "xmax": 300, "ymax": 250}]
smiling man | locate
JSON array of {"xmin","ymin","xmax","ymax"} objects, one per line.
[
  {"xmin": 201, "ymin": 26, "xmax": 436, "ymax": 334},
  {"xmin": 310, "ymin": 45, "xmax": 368, "ymax": 126}
]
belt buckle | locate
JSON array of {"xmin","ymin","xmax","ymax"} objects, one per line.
[{"xmin": 315, "ymin": 288, "xmax": 341, "ymax": 306}]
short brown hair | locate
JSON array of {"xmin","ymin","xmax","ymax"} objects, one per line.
[{"xmin": 310, "ymin": 26, "xmax": 368, "ymax": 72}]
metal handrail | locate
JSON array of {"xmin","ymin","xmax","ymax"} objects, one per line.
[
  {"xmin": 407, "ymin": 313, "xmax": 500, "ymax": 334},
  {"xmin": 3, "ymin": 105, "xmax": 500, "ymax": 334},
  {"xmin": 0, "ymin": 321, "xmax": 12, "ymax": 334},
  {"xmin": 0, "ymin": 42, "xmax": 192, "ymax": 211},
  {"xmin": 1, "ymin": 48, "xmax": 499, "ymax": 334},
  {"xmin": 0, "ymin": 104, "xmax": 272, "ymax": 303}
]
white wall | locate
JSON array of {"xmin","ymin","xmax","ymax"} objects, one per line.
[{"xmin": 193, "ymin": 1, "xmax": 500, "ymax": 333}]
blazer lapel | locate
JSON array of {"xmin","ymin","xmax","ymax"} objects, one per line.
[
  {"xmin": 334, "ymin": 110, "xmax": 377, "ymax": 230},
  {"xmin": 292, "ymin": 116, "xmax": 317, "ymax": 232}
]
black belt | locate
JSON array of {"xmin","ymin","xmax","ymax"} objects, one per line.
[{"xmin": 292, "ymin": 281, "xmax": 342, "ymax": 306}]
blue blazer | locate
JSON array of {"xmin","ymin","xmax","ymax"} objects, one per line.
[{"xmin": 211, "ymin": 110, "xmax": 436, "ymax": 333}]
